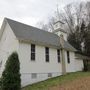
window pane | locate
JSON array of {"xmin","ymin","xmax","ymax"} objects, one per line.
[
  {"xmin": 45, "ymin": 47, "xmax": 49, "ymax": 54},
  {"xmin": 57, "ymin": 49, "xmax": 60, "ymax": 55},
  {"xmin": 46, "ymin": 55, "xmax": 49, "ymax": 62},
  {"xmin": 67, "ymin": 51, "xmax": 70, "ymax": 63},
  {"xmin": 31, "ymin": 48, "xmax": 35, "ymax": 52},
  {"xmin": 31, "ymin": 44, "xmax": 35, "ymax": 48},
  {"xmin": 31, "ymin": 53, "xmax": 35, "ymax": 60},
  {"xmin": 58, "ymin": 56, "xmax": 60, "ymax": 62},
  {"xmin": 31, "ymin": 44, "xmax": 35, "ymax": 52},
  {"xmin": 45, "ymin": 47, "xmax": 49, "ymax": 62},
  {"xmin": 31, "ymin": 44, "xmax": 35, "ymax": 61},
  {"xmin": 57, "ymin": 49, "xmax": 60, "ymax": 63}
]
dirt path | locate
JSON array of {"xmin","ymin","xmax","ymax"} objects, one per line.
[{"xmin": 49, "ymin": 76, "xmax": 90, "ymax": 90}]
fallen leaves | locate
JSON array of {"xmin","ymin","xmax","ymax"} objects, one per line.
[{"xmin": 50, "ymin": 76, "xmax": 90, "ymax": 90}]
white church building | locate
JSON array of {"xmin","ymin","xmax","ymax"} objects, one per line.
[{"xmin": 0, "ymin": 18, "xmax": 84, "ymax": 87}]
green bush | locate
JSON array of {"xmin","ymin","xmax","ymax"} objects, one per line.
[{"xmin": 1, "ymin": 52, "xmax": 21, "ymax": 90}]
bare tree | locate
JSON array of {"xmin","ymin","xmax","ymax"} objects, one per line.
[
  {"xmin": 86, "ymin": 2, "xmax": 90, "ymax": 23},
  {"xmin": 37, "ymin": 1, "xmax": 90, "ymax": 56},
  {"xmin": 41, "ymin": 2, "xmax": 86, "ymax": 33}
]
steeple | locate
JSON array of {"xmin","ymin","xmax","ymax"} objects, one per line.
[{"xmin": 52, "ymin": 20, "xmax": 67, "ymax": 41}]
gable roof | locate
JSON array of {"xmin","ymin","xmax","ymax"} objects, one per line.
[
  {"xmin": 5, "ymin": 18, "xmax": 60, "ymax": 48},
  {"xmin": 3, "ymin": 18, "xmax": 76, "ymax": 51}
]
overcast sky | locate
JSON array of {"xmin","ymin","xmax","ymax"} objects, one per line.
[{"xmin": 0, "ymin": 0, "xmax": 89, "ymax": 27}]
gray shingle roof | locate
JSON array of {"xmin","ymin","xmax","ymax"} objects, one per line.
[
  {"xmin": 6, "ymin": 18, "xmax": 60, "ymax": 47},
  {"xmin": 63, "ymin": 40, "xmax": 76, "ymax": 51},
  {"xmin": 5, "ymin": 18, "xmax": 76, "ymax": 51}
]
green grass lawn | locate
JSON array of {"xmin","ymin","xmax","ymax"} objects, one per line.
[{"xmin": 22, "ymin": 72, "xmax": 90, "ymax": 90}]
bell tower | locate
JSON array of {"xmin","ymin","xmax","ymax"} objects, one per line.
[
  {"xmin": 53, "ymin": 21, "xmax": 67, "ymax": 41},
  {"xmin": 53, "ymin": 21, "xmax": 67, "ymax": 75}
]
